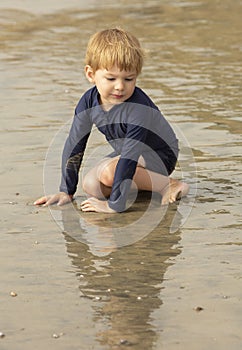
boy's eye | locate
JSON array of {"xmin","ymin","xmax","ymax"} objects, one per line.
[{"xmin": 106, "ymin": 77, "xmax": 134, "ymax": 81}]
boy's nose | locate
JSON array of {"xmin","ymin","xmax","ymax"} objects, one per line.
[{"xmin": 115, "ymin": 80, "xmax": 124, "ymax": 90}]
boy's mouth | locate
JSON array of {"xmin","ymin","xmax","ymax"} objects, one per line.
[{"xmin": 111, "ymin": 94, "xmax": 124, "ymax": 99}]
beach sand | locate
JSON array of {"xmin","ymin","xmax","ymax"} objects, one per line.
[{"xmin": 1, "ymin": 1, "xmax": 242, "ymax": 349}]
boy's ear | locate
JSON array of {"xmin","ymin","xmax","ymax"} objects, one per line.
[{"xmin": 85, "ymin": 65, "xmax": 95, "ymax": 83}]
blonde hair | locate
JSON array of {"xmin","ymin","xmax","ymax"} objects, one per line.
[{"xmin": 85, "ymin": 28, "xmax": 144, "ymax": 75}]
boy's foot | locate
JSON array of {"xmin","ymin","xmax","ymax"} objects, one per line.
[{"xmin": 161, "ymin": 178, "xmax": 189, "ymax": 205}]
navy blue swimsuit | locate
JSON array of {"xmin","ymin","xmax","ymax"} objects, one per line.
[{"xmin": 60, "ymin": 86, "xmax": 179, "ymax": 212}]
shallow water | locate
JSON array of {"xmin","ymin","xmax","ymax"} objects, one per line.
[{"xmin": 1, "ymin": 0, "xmax": 242, "ymax": 349}]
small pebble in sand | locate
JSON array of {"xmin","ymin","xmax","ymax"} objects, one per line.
[
  {"xmin": 10, "ymin": 291, "xmax": 17, "ymax": 297},
  {"xmin": 52, "ymin": 332, "xmax": 64, "ymax": 339},
  {"xmin": 52, "ymin": 333, "xmax": 60, "ymax": 338},
  {"xmin": 194, "ymin": 306, "xmax": 204, "ymax": 312},
  {"xmin": 120, "ymin": 339, "xmax": 133, "ymax": 346},
  {"xmin": 223, "ymin": 295, "xmax": 229, "ymax": 299},
  {"xmin": 0, "ymin": 332, "xmax": 5, "ymax": 338}
]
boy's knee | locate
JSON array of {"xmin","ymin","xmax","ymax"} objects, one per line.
[
  {"xmin": 82, "ymin": 175, "xmax": 95, "ymax": 194},
  {"xmin": 99, "ymin": 166, "xmax": 114, "ymax": 187},
  {"xmin": 83, "ymin": 161, "xmax": 115, "ymax": 193}
]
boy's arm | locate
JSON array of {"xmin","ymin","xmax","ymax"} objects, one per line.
[
  {"xmin": 108, "ymin": 124, "xmax": 148, "ymax": 212},
  {"xmin": 59, "ymin": 137, "xmax": 89, "ymax": 195},
  {"xmin": 34, "ymin": 90, "xmax": 94, "ymax": 206},
  {"xmin": 59, "ymin": 109, "xmax": 92, "ymax": 196}
]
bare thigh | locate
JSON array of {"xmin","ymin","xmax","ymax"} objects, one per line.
[
  {"xmin": 82, "ymin": 155, "xmax": 147, "ymax": 198},
  {"xmin": 90, "ymin": 155, "xmax": 146, "ymax": 178},
  {"xmin": 82, "ymin": 157, "xmax": 118, "ymax": 198}
]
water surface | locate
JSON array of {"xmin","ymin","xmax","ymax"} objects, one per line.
[{"xmin": 1, "ymin": 1, "xmax": 242, "ymax": 349}]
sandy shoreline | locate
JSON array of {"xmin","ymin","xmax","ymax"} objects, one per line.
[{"xmin": 1, "ymin": 1, "xmax": 242, "ymax": 349}]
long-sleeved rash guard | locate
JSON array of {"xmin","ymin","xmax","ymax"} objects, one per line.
[{"xmin": 60, "ymin": 86, "xmax": 179, "ymax": 212}]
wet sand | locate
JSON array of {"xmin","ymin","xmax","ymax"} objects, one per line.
[{"xmin": 1, "ymin": 0, "xmax": 242, "ymax": 349}]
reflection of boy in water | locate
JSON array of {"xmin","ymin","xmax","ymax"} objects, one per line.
[
  {"xmin": 34, "ymin": 28, "xmax": 189, "ymax": 213},
  {"xmin": 62, "ymin": 206, "xmax": 182, "ymax": 348}
]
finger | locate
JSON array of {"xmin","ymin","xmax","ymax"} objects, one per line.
[
  {"xmin": 80, "ymin": 200, "xmax": 88, "ymax": 206},
  {"xmin": 43, "ymin": 195, "xmax": 59, "ymax": 207},
  {"xmin": 57, "ymin": 198, "xmax": 66, "ymax": 206},
  {"xmin": 82, "ymin": 206, "xmax": 96, "ymax": 212},
  {"xmin": 81, "ymin": 201, "xmax": 97, "ymax": 210},
  {"xmin": 81, "ymin": 202, "xmax": 96, "ymax": 212},
  {"xmin": 80, "ymin": 202, "xmax": 91, "ymax": 210},
  {"xmin": 81, "ymin": 197, "xmax": 95, "ymax": 205},
  {"xmin": 57, "ymin": 196, "xmax": 71, "ymax": 206},
  {"xmin": 34, "ymin": 196, "xmax": 48, "ymax": 205},
  {"xmin": 81, "ymin": 205, "xmax": 90, "ymax": 211}
]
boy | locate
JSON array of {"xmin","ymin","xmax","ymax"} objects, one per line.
[{"xmin": 34, "ymin": 28, "xmax": 189, "ymax": 213}]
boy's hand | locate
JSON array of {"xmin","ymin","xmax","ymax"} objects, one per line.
[
  {"xmin": 81, "ymin": 197, "xmax": 116, "ymax": 213},
  {"xmin": 34, "ymin": 192, "xmax": 73, "ymax": 207}
]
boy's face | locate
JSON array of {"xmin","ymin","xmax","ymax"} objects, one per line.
[{"xmin": 85, "ymin": 66, "xmax": 137, "ymax": 109}]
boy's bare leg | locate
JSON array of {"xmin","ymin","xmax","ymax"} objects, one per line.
[
  {"xmin": 83, "ymin": 156, "xmax": 189, "ymax": 205},
  {"xmin": 82, "ymin": 158, "xmax": 113, "ymax": 199},
  {"xmin": 132, "ymin": 167, "xmax": 189, "ymax": 204}
]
